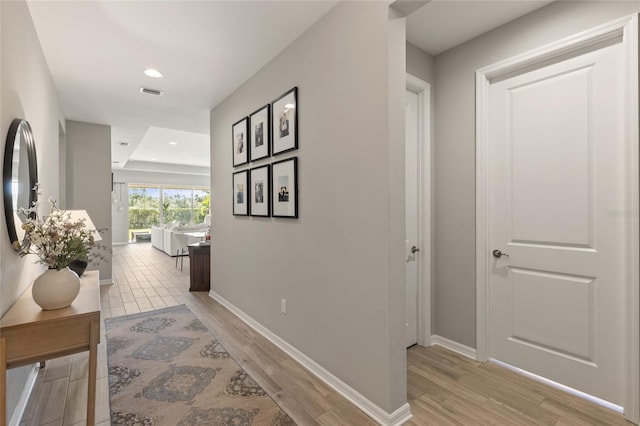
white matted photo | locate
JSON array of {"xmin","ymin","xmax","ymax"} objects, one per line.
[
  {"xmin": 271, "ymin": 87, "xmax": 298, "ymax": 156},
  {"xmin": 250, "ymin": 104, "xmax": 270, "ymax": 161},
  {"xmin": 250, "ymin": 165, "xmax": 270, "ymax": 217},
  {"xmin": 271, "ymin": 157, "xmax": 297, "ymax": 218},
  {"xmin": 233, "ymin": 170, "xmax": 249, "ymax": 216},
  {"xmin": 232, "ymin": 117, "xmax": 249, "ymax": 167}
]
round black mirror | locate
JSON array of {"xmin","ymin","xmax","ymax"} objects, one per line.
[{"xmin": 3, "ymin": 118, "xmax": 38, "ymax": 251}]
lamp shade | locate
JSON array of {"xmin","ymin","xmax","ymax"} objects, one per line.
[{"xmin": 64, "ymin": 210, "xmax": 102, "ymax": 242}]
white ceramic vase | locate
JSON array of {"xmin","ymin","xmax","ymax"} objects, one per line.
[{"xmin": 32, "ymin": 267, "xmax": 81, "ymax": 310}]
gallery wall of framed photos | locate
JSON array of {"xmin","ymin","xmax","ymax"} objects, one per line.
[{"xmin": 232, "ymin": 87, "xmax": 299, "ymax": 219}]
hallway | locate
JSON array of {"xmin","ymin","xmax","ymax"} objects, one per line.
[{"xmin": 19, "ymin": 243, "xmax": 631, "ymax": 425}]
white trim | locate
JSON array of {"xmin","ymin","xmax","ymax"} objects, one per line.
[
  {"xmin": 475, "ymin": 14, "xmax": 640, "ymax": 422},
  {"xmin": 387, "ymin": 404, "xmax": 413, "ymax": 426},
  {"xmin": 8, "ymin": 364, "xmax": 39, "ymax": 426},
  {"xmin": 475, "ymin": 66, "xmax": 491, "ymax": 363},
  {"xmin": 478, "ymin": 15, "xmax": 632, "ymax": 81},
  {"xmin": 210, "ymin": 291, "xmax": 412, "ymax": 426},
  {"xmin": 99, "ymin": 279, "xmax": 112, "ymax": 285},
  {"xmin": 406, "ymin": 73, "xmax": 432, "ymax": 347},
  {"xmin": 623, "ymin": 14, "xmax": 640, "ymax": 425},
  {"xmin": 491, "ymin": 359, "xmax": 623, "ymax": 414},
  {"xmin": 431, "ymin": 335, "xmax": 477, "ymax": 360}
]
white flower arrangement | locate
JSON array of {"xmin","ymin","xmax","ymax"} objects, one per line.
[{"xmin": 18, "ymin": 197, "xmax": 107, "ymax": 270}]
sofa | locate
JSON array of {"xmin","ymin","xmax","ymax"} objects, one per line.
[{"xmin": 151, "ymin": 222, "xmax": 209, "ymax": 256}]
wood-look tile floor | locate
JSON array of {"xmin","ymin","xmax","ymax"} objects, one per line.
[
  {"xmin": 406, "ymin": 346, "xmax": 631, "ymax": 426},
  {"xmin": 19, "ymin": 242, "xmax": 632, "ymax": 425}
]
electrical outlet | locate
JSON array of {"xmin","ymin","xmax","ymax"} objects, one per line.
[{"xmin": 281, "ymin": 298, "xmax": 287, "ymax": 314}]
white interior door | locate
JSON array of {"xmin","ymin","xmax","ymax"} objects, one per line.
[
  {"xmin": 489, "ymin": 42, "xmax": 625, "ymax": 404},
  {"xmin": 405, "ymin": 89, "xmax": 419, "ymax": 347}
]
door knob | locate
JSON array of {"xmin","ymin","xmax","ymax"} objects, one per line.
[
  {"xmin": 411, "ymin": 246, "xmax": 420, "ymax": 254},
  {"xmin": 492, "ymin": 249, "xmax": 509, "ymax": 258}
]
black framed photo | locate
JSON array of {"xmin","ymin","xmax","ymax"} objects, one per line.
[
  {"xmin": 271, "ymin": 87, "xmax": 298, "ymax": 156},
  {"xmin": 232, "ymin": 170, "xmax": 249, "ymax": 216},
  {"xmin": 271, "ymin": 157, "xmax": 297, "ymax": 218},
  {"xmin": 232, "ymin": 117, "xmax": 249, "ymax": 167},
  {"xmin": 250, "ymin": 165, "xmax": 270, "ymax": 217},
  {"xmin": 250, "ymin": 104, "xmax": 270, "ymax": 161}
]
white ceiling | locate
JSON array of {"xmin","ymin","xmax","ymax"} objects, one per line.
[
  {"xmin": 406, "ymin": 0, "xmax": 554, "ymax": 55},
  {"xmin": 27, "ymin": 0, "xmax": 338, "ymax": 171},
  {"xmin": 27, "ymin": 0, "xmax": 555, "ymax": 171},
  {"xmin": 129, "ymin": 127, "xmax": 210, "ymax": 167}
]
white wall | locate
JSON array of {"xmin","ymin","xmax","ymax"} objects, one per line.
[
  {"xmin": 0, "ymin": 1, "xmax": 65, "ymax": 422},
  {"xmin": 66, "ymin": 120, "xmax": 112, "ymax": 282},
  {"xmin": 210, "ymin": 1, "xmax": 407, "ymax": 415},
  {"xmin": 433, "ymin": 0, "xmax": 640, "ymax": 348},
  {"xmin": 111, "ymin": 170, "xmax": 209, "ymax": 244}
]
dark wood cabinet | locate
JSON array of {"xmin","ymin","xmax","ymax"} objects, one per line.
[{"xmin": 188, "ymin": 243, "xmax": 210, "ymax": 291}]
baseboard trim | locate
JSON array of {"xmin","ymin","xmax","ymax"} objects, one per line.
[
  {"xmin": 100, "ymin": 279, "xmax": 112, "ymax": 285},
  {"xmin": 387, "ymin": 404, "xmax": 413, "ymax": 426},
  {"xmin": 9, "ymin": 364, "xmax": 39, "ymax": 426},
  {"xmin": 430, "ymin": 335, "xmax": 477, "ymax": 360},
  {"xmin": 490, "ymin": 358, "xmax": 623, "ymax": 414},
  {"xmin": 209, "ymin": 291, "xmax": 412, "ymax": 426}
]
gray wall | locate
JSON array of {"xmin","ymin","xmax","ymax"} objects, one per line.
[
  {"xmin": 58, "ymin": 124, "xmax": 67, "ymax": 208},
  {"xmin": 111, "ymin": 170, "xmax": 210, "ymax": 244},
  {"xmin": 66, "ymin": 120, "xmax": 112, "ymax": 281},
  {"xmin": 433, "ymin": 0, "xmax": 640, "ymax": 348},
  {"xmin": 406, "ymin": 41, "xmax": 434, "ymax": 84},
  {"xmin": 210, "ymin": 1, "xmax": 407, "ymax": 414},
  {"xmin": 0, "ymin": 1, "xmax": 64, "ymax": 421}
]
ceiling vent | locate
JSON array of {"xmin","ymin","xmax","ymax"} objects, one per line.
[
  {"xmin": 140, "ymin": 87, "xmax": 163, "ymax": 96},
  {"xmin": 119, "ymin": 142, "xmax": 130, "ymax": 146}
]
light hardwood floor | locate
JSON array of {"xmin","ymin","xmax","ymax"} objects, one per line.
[
  {"xmin": 19, "ymin": 243, "xmax": 631, "ymax": 425},
  {"xmin": 406, "ymin": 346, "xmax": 630, "ymax": 426}
]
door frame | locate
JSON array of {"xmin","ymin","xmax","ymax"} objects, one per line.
[
  {"xmin": 475, "ymin": 15, "xmax": 639, "ymax": 422},
  {"xmin": 406, "ymin": 74, "xmax": 431, "ymax": 347}
]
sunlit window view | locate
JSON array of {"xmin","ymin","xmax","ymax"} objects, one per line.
[{"xmin": 128, "ymin": 184, "xmax": 209, "ymax": 241}]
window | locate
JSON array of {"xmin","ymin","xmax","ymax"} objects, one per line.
[
  {"xmin": 128, "ymin": 184, "xmax": 210, "ymax": 240},
  {"xmin": 162, "ymin": 187, "xmax": 193, "ymax": 224},
  {"xmin": 193, "ymin": 188, "xmax": 210, "ymax": 224},
  {"xmin": 128, "ymin": 185, "xmax": 160, "ymax": 240}
]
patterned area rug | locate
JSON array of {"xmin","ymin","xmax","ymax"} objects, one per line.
[{"xmin": 105, "ymin": 305, "xmax": 296, "ymax": 425}]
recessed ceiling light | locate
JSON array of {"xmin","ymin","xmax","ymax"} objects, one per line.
[
  {"xmin": 151, "ymin": 158, "xmax": 157, "ymax": 161},
  {"xmin": 144, "ymin": 68, "xmax": 163, "ymax": 78},
  {"xmin": 169, "ymin": 141, "xmax": 178, "ymax": 145},
  {"xmin": 284, "ymin": 103, "xmax": 295, "ymax": 109}
]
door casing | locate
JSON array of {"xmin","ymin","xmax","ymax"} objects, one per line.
[
  {"xmin": 475, "ymin": 14, "xmax": 640, "ymax": 423},
  {"xmin": 405, "ymin": 88, "xmax": 419, "ymax": 347},
  {"xmin": 406, "ymin": 74, "xmax": 431, "ymax": 347}
]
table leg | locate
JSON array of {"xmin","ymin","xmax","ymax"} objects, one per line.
[
  {"xmin": 1, "ymin": 337, "xmax": 6, "ymax": 426},
  {"xmin": 86, "ymin": 321, "xmax": 99, "ymax": 426}
]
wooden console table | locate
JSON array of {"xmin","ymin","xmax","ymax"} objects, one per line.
[
  {"xmin": 188, "ymin": 243, "xmax": 210, "ymax": 291},
  {"xmin": 0, "ymin": 271, "xmax": 101, "ymax": 426}
]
